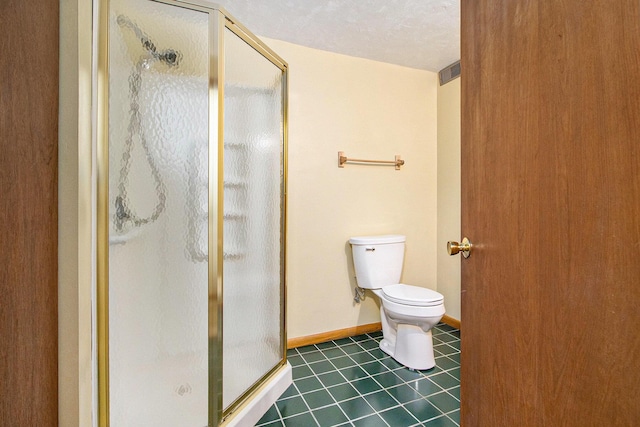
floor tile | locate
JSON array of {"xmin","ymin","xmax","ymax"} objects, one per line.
[
  {"xmin": 409, "ymin": 378, "xmax": 442, "ymax": 397},
  {"xmin": 429, "ymin": 372, "xmax": 459, "ymax": 390},
  {"xmin": 448, "ymin": 409, "xmax": 460, "ymax": 424},
  {"xmin": 403, "ymin": 399, "xmax": 442, "ymax": 422},
  {"xmin": 352, "ymin": 413, "xmax": 387, "ymax": 427},
  {"xmin": 372, "ymin": 371, "xmax": 405, "ymax": 388},
  {"xmin": 322, "ymin": 347, "xmax": 347, "ymax": 359},
  {"xmin": 448, "ymin": 367, "xmax": 460, "ymax": 380},
  {"xmin": 360, "ymin": 361, "xmax": 389, "ymax": 376},
  {"xmin": 339, "ymin": 365, "xmax": 369, "ymax": 381},
  {"xmin": 351, "ymin": 377, "xmax": 382, "ymax": 395},
  {"xmin": 327, "ymin": 383, "xmax": 360, "ymax": 402},
  {"xmin": 281, "ymin": 411, "xmax": 318, "ymax": 427},
  {"xmin": 363, "ymin": 390, "xmax": 400, "ymax": 412},
  {"xmin": 316, "ymin": 341, "xmax": 337, "ymax": 350},
  {"xmin": 276, "ymin": 396, "xmax": 308, "ymax": 418},
  {"xmin": 295, "ymin": 376, "xmax": 324, "ymax": 393},
  {"xmin": 394, "ymin": 367, "xmax": 425, "ymax": 382},
  {"xmin": 309, "ymin": 360, "xmax": 335, "ymax": 375},
  {"xmin": 366, "ymin": 348, "xmax": 387, "ymax": 359},
  {"xmin": 256, "ymin": 404, "xmax": 280, "ymax": 424},
  {"xmin": 331, "ymin": 355, "xmax": 357, "ymax": 369},
  {"xmin": 312, "ymin": 404, "xmax": 348, "ymax": 427},
  {"xmin": 434, "ymin": 344, "xmax": 458, "ymax": 356},
  {"xmin": 423, "ymin": 415, "xmax": 458, "ymax": 426},
  {"xmin": 435, "ymin": 356, "xmax": 459, "ymax": 371},
  {"xmin": 379, "ymin": 356, "xmax": 404, "ymax": 371},
  {"xmin": 338, "ymin": 396, "xmax": 376, "ymax": 420},
  {"xmin": 301, "ymin": 351, "xmax": 328, "ymax": 364},
  {"xmin": 358, "ymin": 340, "xmax": 380, "ymax": 351},
  {"xmin": 297, "ymin": 345, "xmax": 318, "ymax": 354},
  {"xmin": 428, "ymin": 391, "xmax": 460, "ymax": 413},
  {"xmin": 272, "ymin": 324, "xmax": 460, "ymax": 427},
  {"xmin": 379, "ymin": 406, "xmax": 419, "ymax": 426},
  {"xmin": 437, "ymin": 324, "xmax": 457, "ymax": 333},
  {"xmin": 302, "ymin": 389, "xmax": 335, "ymax": 410},
  {"xmin": 257, "ymin": 420, "xmax": 284, "ymax": 427},
  {"xmin": 349, "ymin": 351, "xmax": 376, "ymax": 364},
  {"xmin": 279, "ymin": 384, "xmax": 299, "ymax": 400},
  {"xmin": 341, "ymin": 343, "xmax": 366, "ymax": 355},
  {"xmin": 287, "ymin": 354, "xmax": 304, "ymax": 367},
  {"xmin": 386, "ymin": 384, "xmax": 423, "ymax": 403},
  {"xmin": 317, "ymin": 371, "xmax": 346, "ymax": 388},
  {"xmin": 292, "ymin": 365, "xmax": 313, "ymax": 380},
  {"xmin": 435, "ymin": 333, "xmax": 457, "ymax": 343},
  {"xmin": 449, "ymin": 386, "xmax": 460, "ymax": 400}
]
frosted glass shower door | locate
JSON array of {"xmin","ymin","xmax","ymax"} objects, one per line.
[
  {"xmin": 222, "ymin": 29, "xmax": 285, "ymax": 409},
  {"xmin": 106, "ymin": 0, "xmax": 209, "ymax": 425}
]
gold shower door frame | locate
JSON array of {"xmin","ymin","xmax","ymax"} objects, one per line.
[{"xmin": 96, "ymin": 1, "xmax": 289, "ymax": 425}]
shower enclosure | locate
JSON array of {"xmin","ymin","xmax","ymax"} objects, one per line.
[{"xmin": 96, "ymin": 0, "xmax": 289, "ymax": 425}]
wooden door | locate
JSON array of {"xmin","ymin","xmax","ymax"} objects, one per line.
[
  {"xmin": 0, "ymin": 0, "xmax": 59, "ymax": 424},
  {"xmin": 461, "ymin": 1, "xmax": 640, "ymax": 425}
]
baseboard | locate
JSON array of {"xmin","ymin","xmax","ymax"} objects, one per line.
[
  {"xmin": 287, "ymin": 316, "xmax": 459, "ymax": 349},
  {"xmin": 287, "ymin": 322, "xmax": 382, "ymax": 349},
  {"xmin": 441, "ymin": 314, "xmax": 461, "ymax": 329}
]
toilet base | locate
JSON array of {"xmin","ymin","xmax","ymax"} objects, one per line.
[{"xmin": 379, "ymin": 324, "xmax": 435, "ymax": 370}]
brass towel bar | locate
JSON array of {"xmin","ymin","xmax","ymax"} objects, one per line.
[{"xmin": 338, "ymin": 151, "xmax": 405, "ymax": 170}]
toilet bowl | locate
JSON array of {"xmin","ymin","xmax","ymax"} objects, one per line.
[{"xmin": 349, "ymin": 235, "xmax": 445, "ymax": 370}]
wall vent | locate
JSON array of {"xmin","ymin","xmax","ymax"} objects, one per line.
[{"xmin": 439, "ymin": 60, "xmax": 461, "ymax": 86}]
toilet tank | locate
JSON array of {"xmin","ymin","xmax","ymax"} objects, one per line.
[{"xmin": 349, "ymin": 235, "xmax": 406, "ymax": 289}]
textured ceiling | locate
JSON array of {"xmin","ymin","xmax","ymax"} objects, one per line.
[{"xmin": 214, "ymin": 0, "xmax": 460, "ymax": 72}]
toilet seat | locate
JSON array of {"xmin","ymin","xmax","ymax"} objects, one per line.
[{"xmin": 382, "ymin": 284, "xmax": 444, "ymax": 307}]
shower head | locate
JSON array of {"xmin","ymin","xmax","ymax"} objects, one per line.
[{"xmin": 116, "ymin": 14, "xmax": 182, "ymax": 66}]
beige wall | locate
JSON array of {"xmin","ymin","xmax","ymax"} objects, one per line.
[
  {"xmin": 262, "ymin": 38, "xmax": 439, "ymax": 339},
  {"xmin": 436, "ymin": 77, "xmax": 461, "ymax": 320}
]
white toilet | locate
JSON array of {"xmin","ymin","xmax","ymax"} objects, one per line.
[{"xmin": 349, "ymin": 234, "xmax": 445, "ymax": 370}]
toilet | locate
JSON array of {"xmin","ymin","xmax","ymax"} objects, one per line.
[{"xmin": 349, "ymin": 234, "xmax": 445, "ymax": 370}]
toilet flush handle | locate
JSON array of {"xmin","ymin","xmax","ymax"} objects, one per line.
[
  {"xmin": 365, "ymin": 247, "xmax": 375, "ymax": 252},
  {"xmin": 447, "ymin": 237, "xmax": 472, "ymax": 258}
]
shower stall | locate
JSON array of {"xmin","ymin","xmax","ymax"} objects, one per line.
[{"xmin": 96, "ymin": 0, "xmax": 289, "ymax": 425}]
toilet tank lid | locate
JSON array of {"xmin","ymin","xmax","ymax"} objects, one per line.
[{"xmin": 349, "ymin": 235, "xmax": 406, "ymax": 245}]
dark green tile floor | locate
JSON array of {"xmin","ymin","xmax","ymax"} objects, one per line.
[{"xmin": 257, "ymin": 323, "xmax": 460, "ymax": 427}]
